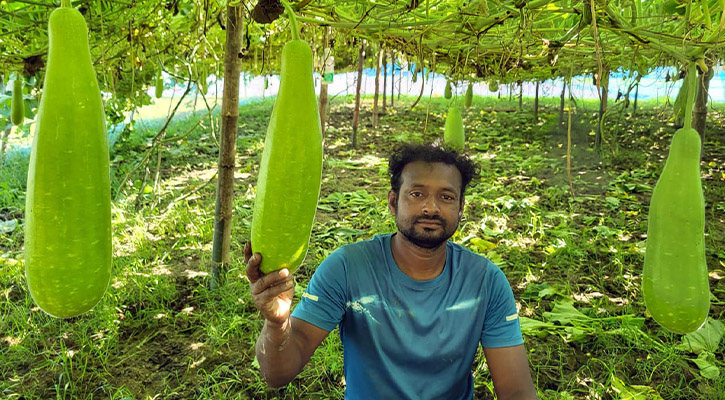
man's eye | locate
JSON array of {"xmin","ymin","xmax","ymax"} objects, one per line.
[
  {"xmin": 410, "ymin": 192, "xmax": 423, "ymax": 197},
  {"xmin": 442, "ymin": 195, "xmax": 454, "ymax": 201}
]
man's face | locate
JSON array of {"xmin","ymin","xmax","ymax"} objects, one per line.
[{"xmin": 388, "ymin": 161, "xmax": 463, "ymax": 249}]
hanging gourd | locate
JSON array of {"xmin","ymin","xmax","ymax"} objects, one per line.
[
  {"xmin": 464, "ymin": 83, "xmax": 473, "ymax": 109},
  {"xmin": 488, "ymin": 80, "xmax": 499, "ymax": 92},
  {"xmin": 155, "ymin": 70, "xmax": 163, "ymax": 99},
  {"xmin": 11, "ymin": 75, "xmax": 24, "ymax": 126},
  {"xmin": 198, "ymin": 63, "xmax": 208, "ymax": 94},
  {"xmin": 444, "ymin": 80, "xmax": 452, "ymax": 99},
  {"xmin": 25, "ymin": 0, "xmax": 112, "ymax": 318},
  {"xmin": 643, "ymin": 64, "xmax": 709, "ymax": 334},
  {"xmin": 444, "ymin": 105, "xmax": 465, "ymax": 152},
  {"xmin": 251, "ymin": 1, "xmax": 323, "ymax": 275}
]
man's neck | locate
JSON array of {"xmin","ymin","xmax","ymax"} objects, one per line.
[{"xmin": 390, "ymin": 233, "xmax": 447, "ymax": 281}]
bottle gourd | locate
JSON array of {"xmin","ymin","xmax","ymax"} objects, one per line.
[
  {"xmin": 25, "ymin": 0, "xmax": 112, "ymax": 318},
  {"xmin": 444, "ymin": 105, "xmax": 465, "ymax": 152},
  {"xmin": 11, "ymin": 76, "xmax": 24, "ymax": 126},
  {"xmin": 464, "ymin": 83, "xmax": 473, "ymax": 109},
  {"xmin": 643, "ymin": 65, "xmax": 709, "ymax": 334},
  {"xmin": 155, "ymin": 70, "xmax": 163, "ymax": 98},
  {"xmin": 251, "ymin": 4, "xmax": 322, "ymax": 275}
]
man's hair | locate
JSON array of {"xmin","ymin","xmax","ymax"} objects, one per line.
[{"xmin": 388, "ymin": 143, "xmax": 478, "ymax": 200}]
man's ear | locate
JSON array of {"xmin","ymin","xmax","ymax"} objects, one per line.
[{"xmin": 388, "ymin": 190, "xmax": 397, "ymax": 216}]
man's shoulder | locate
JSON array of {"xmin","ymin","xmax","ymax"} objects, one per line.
[
  {"xmin": 320, "ymin": 234, "xmax": 391, "ymax": 268},
  {"xmin": 338, "ymin": 233, "xmax": 391, "ymax": 254},
  {"xmin": 447, "ymin": 241, "xmax": 500, "ymax": 273}
]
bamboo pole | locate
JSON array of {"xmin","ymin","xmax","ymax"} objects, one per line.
[
  {"xmin": 210, "ymin": 4, "xmax": 243, "ymax": 289},
  {"xmin": 352, "ymin": 41, "xmax": 365, "ymax": 148},
  {"xmin": 373, "ymin": 45, "xmax": 383, "ymax": 128}
]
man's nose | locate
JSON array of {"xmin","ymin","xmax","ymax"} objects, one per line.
[{"xmin": 422, "ymin": 197, "xmax": 440, "ymax": 214}]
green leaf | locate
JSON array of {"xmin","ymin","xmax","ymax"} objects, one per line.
[
  {"xmin": 521, "ymin": 282, "xmax": 559, "ymax": 300},
  {"xmin": 563, "ymin": 326, "xmax": 588, "ymax": 342},
  {"xmin": 605, "ymin": 196, "xmax": 620, "ymax": 209},
  {"xmin": 519, "ymin": 316, "xmax": 556, "ymax": 338},
  {"xmin": 691, "ymin": 352, "xmax": 720, "ymax": 380},
  {"xmin": 678, "ymin": 318, "xmax": 724, "ymax": 354},
  {"xmin": 610, "ymin": 374, "xmax": 663, "ymax": 399},
  {"xmin": 543, "ymin": 300, "xmax": 590, "ymax": 325},
  {"xmin": 0, "ymin": 219, "xmax": 18, "ymax": 233},
  {"xmin": 620, "ymin": 315, "xmax": 646, "ymax": 330}
]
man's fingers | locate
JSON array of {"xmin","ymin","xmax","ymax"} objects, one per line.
[
  {"xmin": 253, "ymin": 281, "xmax": 294, "ymax": 307},
  {"xmin": 245, "ymin": 252, "xmax": 263, "ymax": 282},
  {"xmin": 244, "ymin": 242, "xmax": 252, "ymax": 263},
  {"xmin": 249, "ymin": 271, "xmax": 293, "ymax": 296}
]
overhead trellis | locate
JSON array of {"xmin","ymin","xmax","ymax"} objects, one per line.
[
  {"xmin": 262, "ymin": 0, "xmax": 725, "ymax": 83},
  {"xmin": 0, "ymin": 0, "xmax": 723, "ymax": 94}
]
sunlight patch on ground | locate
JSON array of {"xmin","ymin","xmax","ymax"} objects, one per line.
[
  {"xmin": 4, "ymin": 336, "xmax": 21, "ymax": 346},
  {"xmin": 190, "ymin": 356, "xmax": 206, "ymax": 369},
  {"xmin": 189, "ymin": 342, "xmax": 205, "ymax": 351},
  {"xmin": 349, "ymin": 154, "xmax": 386, "ymax": 168},
  {"xmin": 184, "ymin": 269, "xmax": 208, "ymax": 279},
  {"xmin": 572, "ymin": 291, "xmax": 631, "ymax": 306},
  {"xmin": 164, "ymin": 168, "xmax": 216, "ymax": 189},
  {"xmin": 151, "ymin": 265, "xmax": 172, "ymax": 276},
  {"xmin": 500, "ymin": 236, "xmax": 537, "ymax": 249}
]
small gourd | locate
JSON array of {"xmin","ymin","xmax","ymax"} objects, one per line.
[
  {"xmin": 155, "ymin": 70, "xmax": 163, "ymax": 98},
  {"xmin": 443, "ymin": 105, "xmax": 465, "ymax": 152},
  {"xmin": 464, "ymin": 83, "xmax": 473, "ymax": 109},
  {"xmin": 11, "ymin": 76, "xmax": 24, "ymax": 126},
  {"xmin": 444, "ymin": 80, "xmax": 452, "ymax": 99}
]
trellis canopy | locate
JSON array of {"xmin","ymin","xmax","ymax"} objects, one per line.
[{"xmin": 1, "ymin": 0, "xmax": 722, "ymax": 98}]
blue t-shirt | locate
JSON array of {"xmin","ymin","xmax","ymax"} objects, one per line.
[{"xmin": 292, "ymin": 233, "xmax": 523, "ymax": 400}]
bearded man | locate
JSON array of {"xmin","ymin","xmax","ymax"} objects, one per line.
[{"xmin": 245, "ymin": 143, "xmax": 538, "ymax": 400}]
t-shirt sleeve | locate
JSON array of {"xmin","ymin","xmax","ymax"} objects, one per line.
[
  {"xmin": 291, "ymin": 248, "xmax": 347, "ymax": 332},
  {"xmin": 480, "ymin": 265, "xmax": 524, "ymax": 348}
]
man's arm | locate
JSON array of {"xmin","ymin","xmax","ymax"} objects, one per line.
[
  {"xmin": 256, "ymin": 316, "xmax": 330, "ymax": 387},
  {"xmin": 245, "ymin": 243, "xmax": 330, "ymax": 387},
  {"xmin": 483, "ymin": 344, "xmax": 538, "ymax": 400}
]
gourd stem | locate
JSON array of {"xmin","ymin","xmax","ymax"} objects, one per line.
[
  {"xmin": 683, "ymin": 63, "xmax": 697, "ymax": 130},
  {"xmin": 281, "ymin": 1, "xmax": 300, "ymax": 41},
  {"xmin": 61, "ymin": 0, "xmax": 71, "ymax": 8}
]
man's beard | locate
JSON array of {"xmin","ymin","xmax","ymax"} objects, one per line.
[{"xmin": 395, "ymin": 213, "xmax": 458, "ymax": 249}]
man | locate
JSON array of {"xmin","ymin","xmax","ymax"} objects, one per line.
[{"xmin": 245, "ymin": 143, "xmax": 537, "ymax": 399}]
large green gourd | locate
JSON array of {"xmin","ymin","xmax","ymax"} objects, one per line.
[
  {"xmin": 25, "ymin": 0, "xmax": 111, "ymax": 318},
  {"xmin": 251, "ymin": 5, "xmax": 322, "ymax": 275},
  {"xmin": 464, "ymin": 83, "xmax": 473, "ymax": 109},
  {"xmin": 11, "ymin": 76, "xmax": 24, "ymax": 126},
  {"xmin": 643, "ymin": 65, "xmax": 709, "ymax": 334},
  {"xmin": 444, "ymin": 105, "xmax": 465, "ymax": 152}
]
